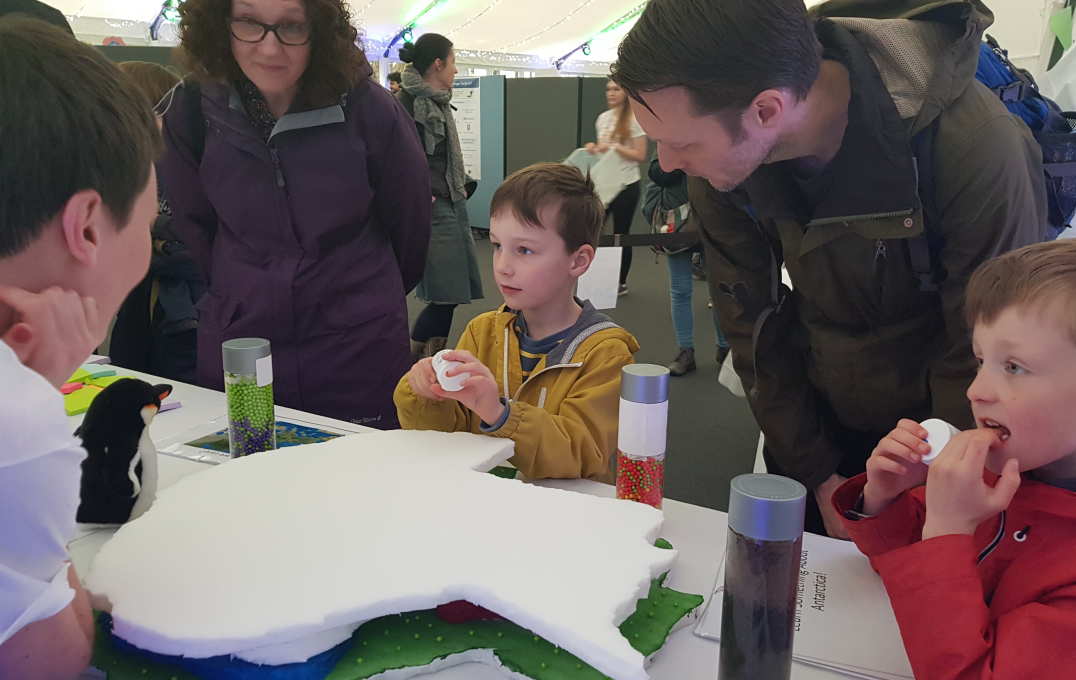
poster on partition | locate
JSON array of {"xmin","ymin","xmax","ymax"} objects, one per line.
[{"xmin": 453, "ymin": 77, "xmax": 482, "ymax": 180}]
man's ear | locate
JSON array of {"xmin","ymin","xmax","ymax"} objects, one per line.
[
  {"xmin": 59, "ymin": 190, "xmax": 105, "ymax": 267},
  {"xmin": 569, "ymin": 244, "xmax": 596, "ymax": 277},
  {"xmin": 747, "ymin": 89, "xmax": 788, "ymax": 131}
]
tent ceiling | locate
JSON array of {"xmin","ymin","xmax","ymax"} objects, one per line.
[
  {"xmin": 52, "ymin": 0, "xmax": 825, "ymax": 63},
  {"xmin": 50, "ymin": 0, "xmax": 1038, "ymax": 70}
]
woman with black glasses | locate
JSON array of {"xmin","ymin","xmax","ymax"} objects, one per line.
[{"xmin": 159, "ymin": 0, "xmax": 431, "ymax": 428}]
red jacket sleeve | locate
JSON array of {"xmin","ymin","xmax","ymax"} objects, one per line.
[{"xmin": 834, "ymin": 476, "xmax": 1076, "ymax": 679}]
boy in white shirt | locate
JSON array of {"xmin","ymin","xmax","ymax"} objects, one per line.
[{"xmin": 0, "ymin": 18, "xmax": 161, "ymax": 678}]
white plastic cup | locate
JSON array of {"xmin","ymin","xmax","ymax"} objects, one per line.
[
  {"xmin": 920, "ymin": 418, "xmax": 960, "ymax": 464},
  {"xmin": 432, "ymin": 350, "xmax": 470, "ymax": 392}
]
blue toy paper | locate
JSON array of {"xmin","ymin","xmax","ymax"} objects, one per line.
[{"xmin": 185, "ymin": 421, "xmax": 343, "ymax": 454}]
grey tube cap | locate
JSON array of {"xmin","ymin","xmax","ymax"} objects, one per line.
[
  {"xmin": 728, "ymin": 474, "xmax": 807, "ymax": 542},
  {"xmin": 222, "ymin": 338, "xmax": 271, "ymax": 376},
  {"xmin": 620, "ymin": 364, "xmax": 669, "ymax": 404}
]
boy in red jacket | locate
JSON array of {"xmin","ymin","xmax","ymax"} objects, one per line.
[{"xmin": 832, "ymin": 239, "xmax": 1076, "ymax": 679}]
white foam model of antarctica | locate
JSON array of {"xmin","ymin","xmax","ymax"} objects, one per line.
[{"xmin": 85, "ymin": 430, "xmax": 675, "ymax": 680}]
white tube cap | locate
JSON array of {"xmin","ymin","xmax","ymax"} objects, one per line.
[
  {"xmin": 920, "ymin": 418, "xmax": 960, "ymax": 464},
  {"xmin": 432, "ymin": 350, "xmax": 470, "ymax": 392}
]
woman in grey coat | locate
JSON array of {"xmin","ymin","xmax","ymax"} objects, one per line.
[{"xmin": 397, "ymin": 33, "xmax": 484, "ymax": 360}]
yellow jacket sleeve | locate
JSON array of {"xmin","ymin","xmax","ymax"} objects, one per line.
[
  {"xmin": 392, "ymin": 326, "xmax": 481, "ymax": 433},
  {"xmin": 487, "ymin": 337, "xmax": 632, "ymax": 480}
]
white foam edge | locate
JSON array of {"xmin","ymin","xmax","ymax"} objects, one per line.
[
  {"xmin": 232, "ymin": 565, "xmax": 700, "ymax": 671},
  {"xmin": 234, "ymin": 622, "xmax": 362, "ymax": 664}
]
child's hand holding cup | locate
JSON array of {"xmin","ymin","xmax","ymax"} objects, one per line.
[{"xmin": 432, "ymin": 350, "xmax": 471, "ymax": 392}]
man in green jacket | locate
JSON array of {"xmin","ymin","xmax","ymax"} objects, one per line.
[{"xmin": 613, "ymin": 0, "xmax": 1048, "ymax": 537}]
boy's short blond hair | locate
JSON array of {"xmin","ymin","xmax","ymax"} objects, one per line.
[
  {"xmin": 965, "ymin": 240, "xmax": 1076, "ymax": 342},
  {"xmin": 490, "ymin": 163, "xmax": 603, "ymax": 252}
]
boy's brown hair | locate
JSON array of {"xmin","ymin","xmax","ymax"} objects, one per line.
[
  {"xmin": 965, "ymin": 240, "xmax": 1076, "ymax": 342},
  {"xmin": 0, "ymin": 18, "xmax": 161, "ymax": 258},
  {"xmin": 118, "ymin": 61, "xmax": 180, "ymax": 111},
  {"xmin": 490, "ymin": 163, "xmax": 603, "ymax": 252}
]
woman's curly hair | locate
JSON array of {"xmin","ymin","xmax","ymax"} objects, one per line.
[{"xmin": 177, "ymin": 0, "xmax": 368, "ymax": 107}]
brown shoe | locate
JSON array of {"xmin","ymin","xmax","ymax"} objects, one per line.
[
  {"xmin": 425, "ymin": 337, "xmax": 448, "ymax": 357},
  {"xmin": 667, "ymin": 347, "xmax": 696, "ymax": 376}
]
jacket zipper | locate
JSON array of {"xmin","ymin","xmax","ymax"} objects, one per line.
[
  {"xmin": 873, "ymin": 239, "xmax": 887, "ymax": 278},
  {"xmin": 873, "ymin": 239, "xmax": 888, "ymax": 327},
  {"xmin": 269, "ymin": 147, "xmax": 286, "ymax": 189}
]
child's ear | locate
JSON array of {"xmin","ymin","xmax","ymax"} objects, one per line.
[
  {"xmin": 568, "ymin": 244, "xmax": 596, "ymax": 277},
  {"xmin": 59, "ymin": 189, "xmax": 105, "ymax": 267}
]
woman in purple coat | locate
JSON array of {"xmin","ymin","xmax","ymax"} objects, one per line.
[{"xmin": 160, "ymin": 0, "xmax": 431, "ymax": 428}]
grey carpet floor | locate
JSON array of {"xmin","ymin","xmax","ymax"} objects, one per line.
[{"xmin": 406, "ymin": 235, "xmax": 760, "ymax": 512}]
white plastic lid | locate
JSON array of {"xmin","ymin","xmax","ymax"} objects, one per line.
[
  {"xmin": 920, "ymin": 418, "xmax": 959, "ymax": 464},
  {"xmin": 432, "ymin": 350, "xmax": 469, "ymax": 392}
]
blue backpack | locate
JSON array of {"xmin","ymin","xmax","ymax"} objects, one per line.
[
  {"xmin": 910, "ymin": 34, "xmax": 1076, "ymax": 291},
  {"xmin": 975, "ymin": 35, "xmax": 1076, "ymax": 237}
]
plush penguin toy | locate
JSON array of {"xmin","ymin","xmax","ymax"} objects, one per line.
[{"xmin": 76, "ymin": 378, "xmax": 172, "ymax": 524}]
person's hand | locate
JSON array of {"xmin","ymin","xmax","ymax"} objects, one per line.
[
  {"xmin": 595, "ymin": 142, "xmax": 610, "ymax": 153},
  {"xmin": 584, "ymin": 142, "xmax": 597, "ymax": 154},
  {"xmin": 406, "ymin": 357, "xmax": 444, "ymax": 401},
  {"xmin": 922, "ymin": 429, "xmax": 1020, "ymax": 540},
  {"xmin": 432, "ymin": 349, "xmax": 504, "ymax": 425},
  {"xmin": 0, "ymin": 286, "xmax": 104, "ymax": 390},
  {"xmin": 814, "ymin": 473, "xmax": 850, "ymax": 539},
  {"xmin": 862, "ymin": 419, "xmax": 931, "ymax": 514}
]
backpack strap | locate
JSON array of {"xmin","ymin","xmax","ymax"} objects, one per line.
[
  {"xmin": 910, "ymin": 120, "xmax": 942, "ymax": 293},
  {"xmin": 159, "ymin": 80, "xmax": 206, "ymax": 164}
]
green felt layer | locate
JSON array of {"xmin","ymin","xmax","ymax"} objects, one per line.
[
  {"xmin": 488, "ymin": 466, "xmax": 519, "ymax": 480},
  {"xmin": 322, "ymin": 574, "xmax": 702, "ymax": 680}
]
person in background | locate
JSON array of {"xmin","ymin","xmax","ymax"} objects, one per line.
[
  {"xmin": 386, "ymin": 70, "xmax": 401, "ymax": 94},
  {"xmin": 395, "ymin": 163, "xmax": 639, "ymax": 481},
  {"xmin": 111, "ymin": 61, "xmax": 205, "ymax": 383},
  {"xmin": 640, "ymin": 158, "xmax": 729, "ymax": 377},
  {"xmin": 585, "ymin": 79, "xmax": 647, "ymax": 296},
  {"xmin": 834, "ymin": 240, "xmax": 1076, "ymax": 677},
  {"xmin": 0, "ymin": 0, "xmax": 71, "ymax": 33},
  {"xmin": 397, "ymin": 33, "xmax": 483, "ymax": 361},
  {"xmin": 0, "ymin": 19, "xmax": 161, "ymax": 677},
  {"xmin": 160, "ymin": 0, "xmax": 431, "ymax": 428},
  {"xmin": 613, "ymin": 0, "xmax": 1047, "ymax": 536}
]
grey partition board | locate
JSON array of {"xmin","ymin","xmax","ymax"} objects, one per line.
[
  {"xmin": 505, "ymin": 78, "xmax": 580, "ymax": 174},
  {"xmin": 578, "ymin": 76, "xmax": 609, "ymax": 147}
]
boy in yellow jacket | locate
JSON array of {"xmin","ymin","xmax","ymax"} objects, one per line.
[{"xmin": 395, "ymin": 163, "xmax": 639, "ymax": 481}]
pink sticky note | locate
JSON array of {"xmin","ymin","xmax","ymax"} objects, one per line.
[
  {"xmin": 61, "ymin": 382, "xmax": 83, "ymax": 395},
  {"xmin": 159, "ymin": 401, "xmax": 182, "ymax": 413}
]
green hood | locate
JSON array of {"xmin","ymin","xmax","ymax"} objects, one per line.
[{"xmin": 809, "ymin": 0, "xmax": 994, "ymax": 134}]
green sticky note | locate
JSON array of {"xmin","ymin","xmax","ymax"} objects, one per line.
[
  {"xmin": 1050, "ymin": 6, "xmax": 1073, "ymax": 51},
  {"xmin": 65, "ymin": 385, "xmax": 103, "ymax": 416},
  {"xmin": 64, "ymin": 375, "xmax": 124, "ymax": 416}
]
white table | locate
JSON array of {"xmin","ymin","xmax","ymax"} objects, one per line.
[{"xmin": 69, "ymin": 365, "xmax": 841, "ymax": 679}]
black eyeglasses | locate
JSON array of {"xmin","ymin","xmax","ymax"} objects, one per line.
[{"xmin": 229, "ymin": 17, "xmax": 311, "ymax": 46}]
